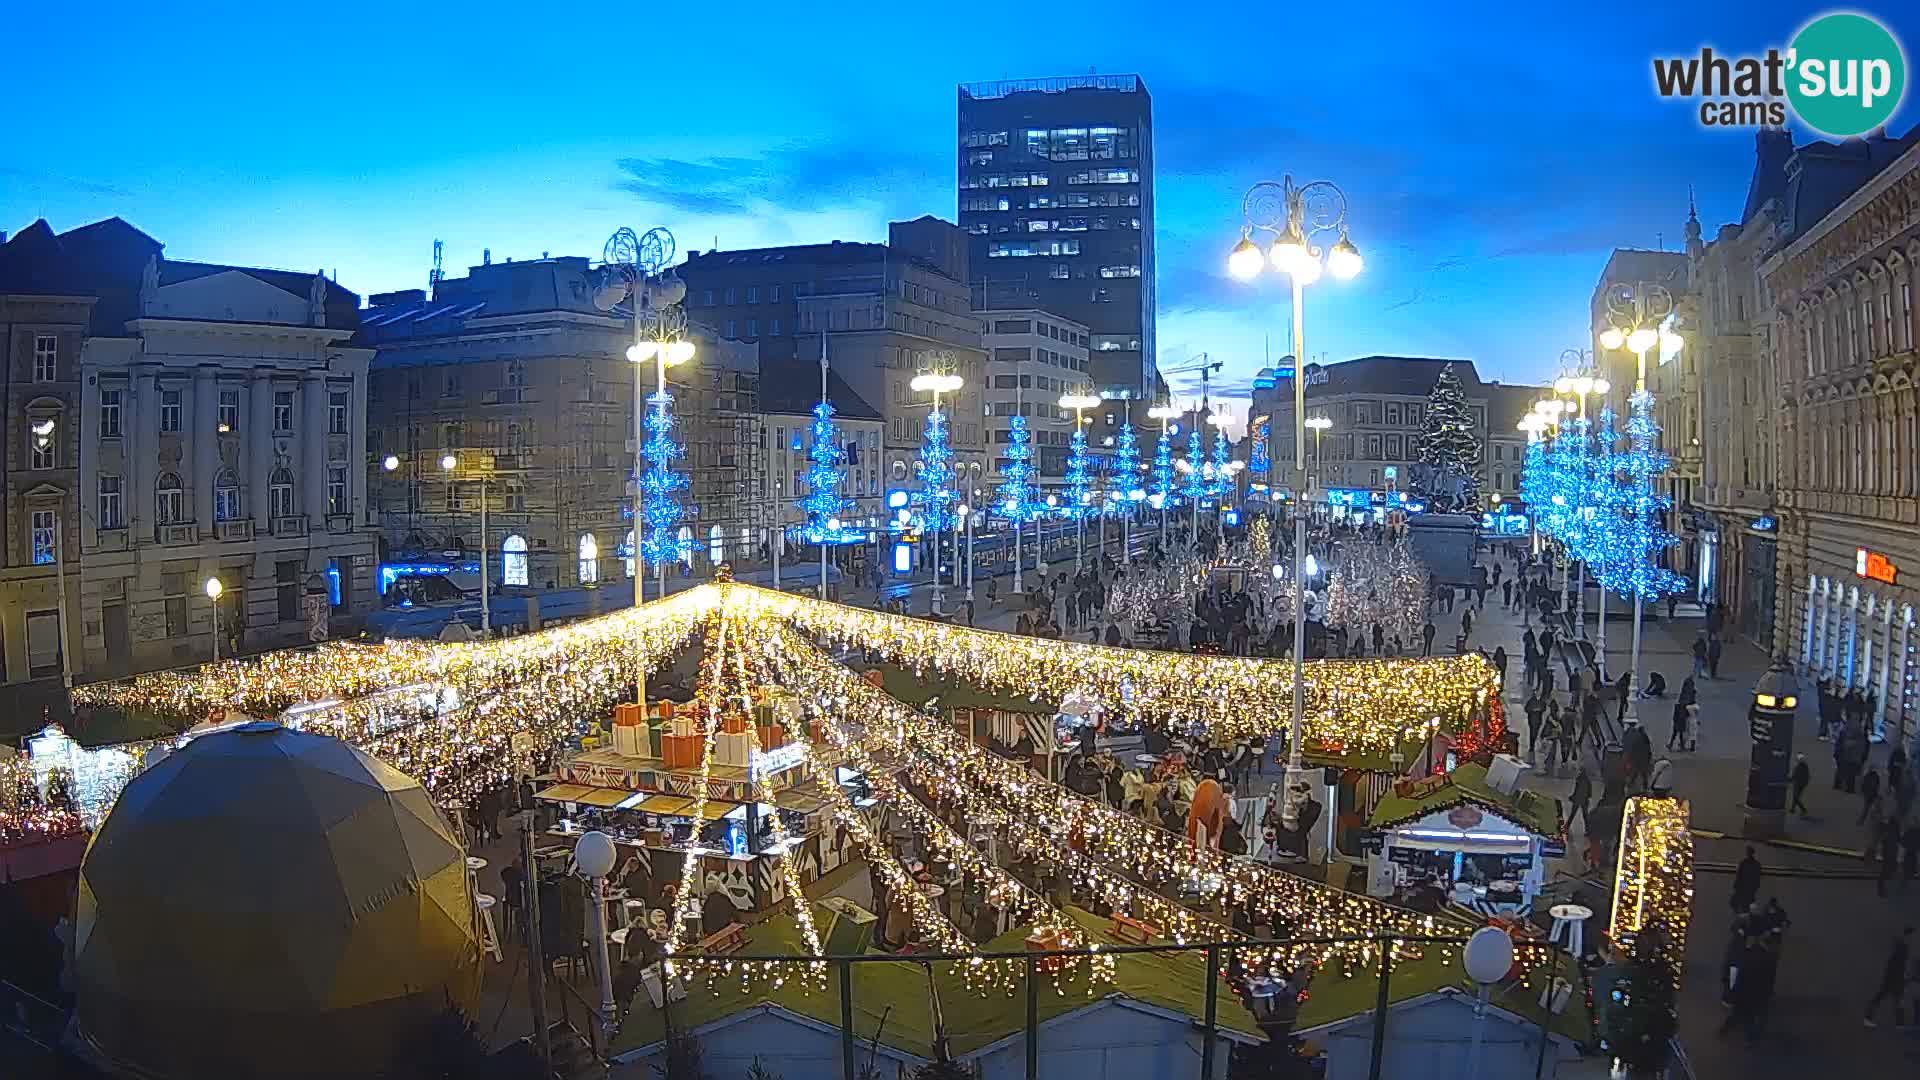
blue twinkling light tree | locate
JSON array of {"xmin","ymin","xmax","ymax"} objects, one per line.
[
  {"xmin": 1181, "ymin": 429, "xmax": 1207, "ymax": 508},
  {"xmin": 1062, "ymin": 421, "xmax": 1093, "ymax": 521},
  {"xmin": 919, "ymin": 404, "xmax": 957, "ymax": 533},
  {"xmin": 1208, "ymin": 427, "xmax": 1233, "ymax": 503},
  {"xmin": 1613, "ymin": 392, "xmax": 1688, "ymax": 600},
  {"xmin": 1520, "ymin": 434, "xmax": 1548, "ymax": 531},
  {"xmin": 638, "ymin": 389, "xmax": 689, "ymax": 566},
  {"xmin": 1150, "ymin": 426, "xmax": 1177, "ymax": 509},
  {"xmin": 1248, "ymin": 417, "xmax": 1271, "ymax": 478},
  {"xmin": 995, "ymin": 414, "xmax": 1044, "ymax": 522},
  {"xmin": 1585, "ymin": 406, "xmax": 1626, "ymax": 589},
  {"xmin": 1112, "ymin": 421, "xmax": 1143, "ymax": 506},
  {"xmin": 797, "ymin": 400, "xmax": 860, "ymax": 544}
]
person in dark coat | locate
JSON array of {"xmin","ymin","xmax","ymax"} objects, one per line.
[
  {"xmin": 1862, "ymin": 927, "xmax": 1911, "ymax": 1026},
  {"xmin": 1730, "ymin": 847, "xmax": 1763, "ymax": 913},
  {"xmin": 1492, "ymin": 646, "xmax": 1508, "ymax": 686},
  {"xmin": 1624, "ymin": 721, "xmax": 1653, "ymax": 791},
  {"xmin": 1569, "ymin": 767, "xmax": 1592, "ymax": 834},
  {"xmin": 1707, "ymin": 635, "xmax": 1724, "ymax": 679},
  {"xmin": 1669, "ymin": 699, "xmax": 1691, "ymax": 752},
  {"xmin": 1875, "ymin": 820, "xmax": 1902, "ymax": 897},
  {"xmin": 1524, "ymin": 693, "xmax": 1546, "ymax": 761},
  {"xmin": 1791, "ymin": 755, "xmax": 1812, "ymax": 816},
  {"xmin": 1422, "ymin": 621, "xmax": 1437, "ymax": 657},
  {"xmin": 1860, "ymin": 766, "xmax": 1884, "ymax": 824}
]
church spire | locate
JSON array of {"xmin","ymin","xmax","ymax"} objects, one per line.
[{"xmin": 1684, "ymin": 185, "xmax": 1704, "ymax": 257}]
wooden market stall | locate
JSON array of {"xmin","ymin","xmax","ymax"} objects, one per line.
[{"xmin": 1361, "ymin": 762, "xmax": 1562, "ymax": 917}]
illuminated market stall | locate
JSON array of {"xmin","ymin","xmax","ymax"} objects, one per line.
[{"xmin": 1363, "ymin": 762, "xmax": 1562, "ymax": 915}]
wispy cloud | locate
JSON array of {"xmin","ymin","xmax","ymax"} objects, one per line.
[
  {"xmin": 614, "ymin": 141, "xmax": 948, "ymax": 222},
  {"xmin": 0, "ymin": 165, "xmax": 133, "ymax": 199}
]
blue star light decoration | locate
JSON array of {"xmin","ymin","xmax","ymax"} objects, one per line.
[
  {"xmin": 918, "ymin": 404, "xmax": 957, "ymax": 533},
  {"xmin": 1150, "ymin": 426, "xmax": 1177, "ymax": 510},
  {"xmin": 995, "ymin": 414, "xmax": 1046, "ymax": 524},
  {"xmin": 638, "ymin": 389, "xmax": 690, "ymax": 566},
  {"xmin": 796, "ymin": 400, "xmax": 862, "ymax": 545},
  {"xmin": 1062, "ymin": 421, "xmax": 1093, "ymax": 521}
]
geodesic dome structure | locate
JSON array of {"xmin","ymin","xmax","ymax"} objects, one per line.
[{"xmin": 73, "ymin": 721, "xmax": 480, "ymax": 1078}]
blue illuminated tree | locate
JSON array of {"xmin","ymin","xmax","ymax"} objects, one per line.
[
  {"xmin": 1111, "ymin": 421, "xmax": 1143, "ymax": 509},
  {"xmin": 1181, "ymin": 429, "xmax": 1207, "ymax": 508},
  {"xmin": 1609, "ymin": 392, "xmax": 1688, "ymax": 600},
  {"xmin": 1208, "ymin": 427, "xmax": 1233, "ymax": 502},
  {"xmin": 1584, "ymin": 406, "xmax": 1626, "ymax": 586},
  {"xmin": 1519, "ymin": 436, "xmax": 1548, "ymax": 529},
  {"xmin": 919, "ymin": 404, "xmax": 957, "ymax": 533},
  {"xmin": 797, "ymin": 400, "xmax": 860, "ymax": 544},
  {"xmin": 638, "ymin": 389, "xmax": 689, "ymax": 566},
  {"xmin": 1062, "ymin": 421, "xmax": 1093, "ymax": 521},
  {"xmin": 1150, "ymin": 426, "xmax": 1177, "ymax": 509},
  {"xmin": 994, "ymin": 414, "xmax": 1045, "ymax": 523}
]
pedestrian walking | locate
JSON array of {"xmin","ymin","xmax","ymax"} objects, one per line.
[
  {"xmin": 1876, "ymin": 819, "xmax": 1902, "ymax": 896},
  {"xmin": 1860, "ymin": 766, "xmax": 1883, "ymax": 825},
  {"xmin": 1790, "ymin": 754, "xmax": 1812, "ymax": 816},
  {"xmin": 1421, "ymin": 620, "xmax": 1436, "ymax": 657},
  {"xmin": 1707, "ymin": 635, "xmax": 1724, "ymax": 679},
  {"xmin": 1569, "ymin": 767, "xmax": 1592, "ymax": 834},
  {"xmin": 1862, "ymin": 927, "xmax": 1911, "ymax": 1026},
  {"xmin": 1492, "ymin": 646, "xmax": 1508, "ymax": 686},
  {"xmin": 1460, "ymin": 608, "xmax": 1473, "ymax": 640},
  {"xmin": 1502, "ymin": 579, "xmax": 1514, "ymax": 610},
  {"xmin": 1668, "ymin": 699, "xmax": 1691, "ymax": 751},
  {"xmin": 1730, "ymin": 847, "xmax": 1762, "ymax": 913},
  {"xmin": 1902, "ymin": 820, "xmax": 1920, "ymax": 889},
  {"xmin": 1524, "ymin": 692, "xmax": 1546, "ymax": 762},
  {"xmin": 1692, "ymin": 632, "xmax": 1708, "ymax": 678}
]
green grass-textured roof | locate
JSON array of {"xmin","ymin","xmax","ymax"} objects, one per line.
[
  {"xmin": 613, "ymin": 906, "xmax": 1263, "ymax": 1058},
  {"xmin": 857, "ymin": 663, "xmax": 1058, "ymax": 716},
  {"xmin": 1366, "ymin": 763, "xmax": 1560, "ymax": 837}
]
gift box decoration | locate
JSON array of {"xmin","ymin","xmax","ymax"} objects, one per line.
[
  {"xmin": 645, "ymin": 722, "xmax": 666, "ymax": 757},
  {"xmin": 762, "ymin": 723, "xmax": 787, "ymax": 750},
  {"xmin": 661, "ymin": 733, "xmax": 702, "ymax": 770},
  {"xmin": 670, "ymin": 715, "xmax": 699, "ymax": 739},
  {"xmin": 721, "ymin": 713, "xmax": 748, "ymax": 736},
  {"xmin": 714, "ymin": 731, "xmax": 751, "ymax": 768}
]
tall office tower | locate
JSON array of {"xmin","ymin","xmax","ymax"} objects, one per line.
[{"xmin": 958, "ymin": 75, "xmax": 1154, "ymax": 443}]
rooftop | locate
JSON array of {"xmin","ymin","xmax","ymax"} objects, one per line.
[{"xmin": 960, "ymin": 74, "xmax": 1144, "ymax": 100}]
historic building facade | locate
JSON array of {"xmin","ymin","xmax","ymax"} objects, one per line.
[
  {"xmin": 1766, "ymin": 137, "xmax": 1920, "ymax": 748},
  {"xmin": 362, "ymin": 255, "xmax": 763, "ymax": 591}
]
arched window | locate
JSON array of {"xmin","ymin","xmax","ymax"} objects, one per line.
[
  {"xmin": 213, "ymin": 468, "xmax": 242, "ymax": 522},
  {"xmin": 502, "ymin": 534, "xmax": 529, "ymax": 586},
  {"xmin": 623, "ymin": 529, "xmax": 636, "ymax": 579},
  {"xmin": 155, "ymin": 472, "xmax": 184, "ymax": 524},
  {"xmin": 268, "ymin": 467, "xmax": 295, "ymax": 519},
  {"xmin": 677, "ymin": 526, "xmax": 694, "ymax": 569},
  {"xmin": 708, "ymin": 525, "xmax": 724, "ymax": 566},
  {"xmin": 578, "ymin": 533, "xmax": 599, "ymax": 584}
]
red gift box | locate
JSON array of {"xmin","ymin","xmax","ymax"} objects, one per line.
[
  {"xmin": 721, "ymin": 715, "xmax": 748, "ymax": 735},
  {"xmin": 661, "ymin": 733, "xmax": 702, "ymax": 770}
]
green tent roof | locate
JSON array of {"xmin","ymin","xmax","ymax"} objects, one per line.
[
  {"xmin": 857, "ymin": 663, "xmax": 1058, "ymax": 716},
  {"xmin": 613, "ymin": 906, "xmax": 1263, "ymax": 1058},
  {"xmin": 1366, "ymin": 763, "xmax": 1560, "ymax": 837}
]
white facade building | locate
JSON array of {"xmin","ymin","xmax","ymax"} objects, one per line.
[
  {"xmin": 76, "ymin": 255, "xmax": 375, "ymax": 674},
  {"xmin": 982, "ymin": 308, "xmax": 1089, "ymax": 488}
]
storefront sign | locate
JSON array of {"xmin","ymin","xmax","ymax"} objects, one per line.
[
  {"xmin": 1750, "ymin": 515, "xmax": 1776, "ymax": 533},
  {"xmin": 749, "ymin": 741, "xmax": 810, "ymax": 781},
  {"xmin": 1856, "ymin": 548, "xmax": 1898, "ymax": 585}
]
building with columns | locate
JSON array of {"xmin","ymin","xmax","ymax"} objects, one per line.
[
  {"xmin": 0, "ymin": 217, "xmax": 378, "ymax": 695},
  {"xmin": 1763, "ymin": 130, "xmax": 1920, "ymax": 749}
]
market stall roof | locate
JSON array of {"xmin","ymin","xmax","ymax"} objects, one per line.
[
  {"xmin": 612, "ymin": 905, "xmax": 1263, "ymax": 1059},
  {"xmin": 1300, "ymin": 733, "xmax": 1430, "ymax": 773},
  {"xmin": 533, "ymin": 783, "xmax": 597, "ymax": 804},
  {"xmin": 1366, "ymin": 763, "xmax": 1560, "ymax": 836},
  {"xmin": 857, "ymin": 663, "xmax": 1058, "ymax": 715}
]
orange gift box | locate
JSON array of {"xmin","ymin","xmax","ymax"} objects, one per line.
[
  {"xmin": 721, "ymin": 715, "xmax": 748, "ymax": 735},
  {"xmin": 615, "ymin": 702, "xmax": 644, "ymax": 728},
  {"xmin": 762, "ymin": 723, "xmax": 786, "ymax": 749},
  {"xmin": 661, "ymin": 733, "xmax": 702, "ymax": 770}
]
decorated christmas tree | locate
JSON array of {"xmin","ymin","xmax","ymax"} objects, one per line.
[
  {"xmin": 1208, "ymin": 427, "xmax": 1233, "ymax": 502},
  {"xmin": 1412, "ymin": 364, "xmax": 1483, "ymax": 511},
  {"xmin": 1248, "ymin": 514, "xmax": 1271, "ymax": 564},
  {"xmin": 638, "ymin": 388, "xmax": 690, "ymax": 566},
  {"xmin": 1112, "ymin": 421, "xmax": 1143, "ymax": 511},
  {"xmin": 1599, "ymin": 941, "xmax": 1677, "ymax": 1074},
  {"xmin": 796, "ymin": 400, "xmax": 859, "ymax": 544},
  {"xmin": 1611, "ymin": 391, "xmax": 1688, "ymax": 600},
  {"xmin": 994, "ymin": 414, "xmax": 1044, "ymax": 523},
  {"xmin": 1150, "ymin": 426, "xmax": 1177, "ymax": 509},
  {"xmin": 1181, "ymin": 430, "xmax": 1207, "ymax": 508},
  {"xmin": 919, "ymin": 404, "xmax": 957, "ymax": 533},
  {"xmin": 1062, "ymin": 420, "xmax": 1092, "ymax": 521}
]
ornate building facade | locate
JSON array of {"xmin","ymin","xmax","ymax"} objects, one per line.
[{"xmin": 1766, "ymin": 135, "xmax": 1920, "ymax": 748}]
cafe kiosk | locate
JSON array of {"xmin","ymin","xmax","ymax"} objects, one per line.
[{"xmin": 1362, "ymin": 760, "xmax": 1561, "ymax": 916}]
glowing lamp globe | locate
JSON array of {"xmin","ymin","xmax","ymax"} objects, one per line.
[
  {"xmin": 1267, "ymin": 225, "xmax": 1309, "ymax": 275},
  {"xmin": 1598, "ymin": 327, "xmax": 1626, "ymax": 351},
  {"xmin": 1326, "ymin": 235, "xmax": 1363, "ymax": 280},
  {"xmin": 1627, "ymin": 327, "xmax": 1659, "ymax": 354},
  {"xmin": 1228, "ymin": 234, "xmax": 1265, "ymax": 280},
  {"xmin": 626, "ymin": 342, "xmax": 659, "ymax": 364},
  {"xmin": 382, "ymin": 454, "xmax": 400, "ymax": 472},
  {"xmin": 667, "ymin": 340, "xmax": 697, "ymax": 365}
]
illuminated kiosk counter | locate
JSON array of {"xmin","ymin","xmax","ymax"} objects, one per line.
[
  {"xmin": 535, "ymin": 741, "xmax": 845, "ymax": 916},
  {"xmin": 1362, "ymin": 762, "xmax": 1562, "ymax": 917}
]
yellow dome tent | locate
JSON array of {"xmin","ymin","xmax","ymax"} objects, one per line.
[{"xmin": 73, "ymin": 721, "xmax": 481, "ymax": 1078}]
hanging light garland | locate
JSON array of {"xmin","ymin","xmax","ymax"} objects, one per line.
[{"xmin": 1607, "ymin": 795, "xmax": 1693, "ymax": 991}]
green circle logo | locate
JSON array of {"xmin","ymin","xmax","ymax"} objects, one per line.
[{"xmin": 1787, "ymin": 13, "xmax": 1906, "ymax": 137}]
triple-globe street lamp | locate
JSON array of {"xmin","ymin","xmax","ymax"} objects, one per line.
[
  {"xmin": 1228, "ymin": 176, "xmax": 1362, "ymax": 825},
  {"xmin": 912, "ymin": 370, "xmax": 965, "ymax": 610}
]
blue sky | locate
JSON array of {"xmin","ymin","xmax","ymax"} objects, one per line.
[{"xmin": 7, "ymin": 1, "xmax": 1918, "ymax": 415}]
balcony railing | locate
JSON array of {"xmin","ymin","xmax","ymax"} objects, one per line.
[
  {"xmin": 272, "ymin": 514, "xmax": 310, "ymax": 537},
  {"xmin": 216, "ymin": 519, "xmax": 254, "ymax": 542},
  {"xmin": 158, "ymin": 523, "xmax": 196, "ymax": 546}
]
